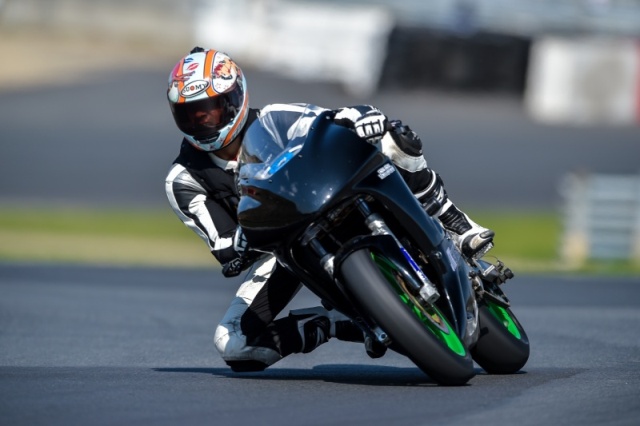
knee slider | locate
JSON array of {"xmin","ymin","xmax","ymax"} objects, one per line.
[
  {"xmin": 213, "ymin": 322, "xmax": 242, "ymax": 359},
  {"xmin": 214, "ymin": 322, "xmax": 282, "ymax": 367},
  {"xmin": 219, "ymin": 326, "xmax": 269, "ymax": 372}
]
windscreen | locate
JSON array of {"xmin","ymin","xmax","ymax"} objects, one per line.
[{"xmin": 239, "ymin": 104, "xmax": 323, "ymax": 181}]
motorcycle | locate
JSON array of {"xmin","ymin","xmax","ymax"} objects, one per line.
[{"xmin": 236, "ymin": 106, "xmax": 529, "ymax": 386}]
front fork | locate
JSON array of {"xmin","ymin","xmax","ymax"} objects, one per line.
[
  {"xmin": 354, "ymin": 198, "xmax": 441, "ymax": 305},
  {"xmin": 302, "ymin": 197, "xmax": 441, "ymax": 305},
  {"xmin": 300, "ymin": 197, "xmax": 441, "ymax": 347}
]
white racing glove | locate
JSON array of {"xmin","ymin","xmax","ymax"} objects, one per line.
[
  {"xmin": 354, "ymin": 109, "xmax": 388, "ymax": 143},
  {"xmin": 334, "ymin": 106, "xmax": 389, "ymax": 144}
]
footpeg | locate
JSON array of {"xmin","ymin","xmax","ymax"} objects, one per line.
[{"xmin": 472, "ymin": 242, "xmax": 494, "ymax": 260}]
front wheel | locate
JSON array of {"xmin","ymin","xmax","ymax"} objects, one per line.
[
  {"xmin": 471, "ymin": 301, "xmax": 530, "ymax": 374},
  {"xmin": 340, "ymin": 249, "xmax": 475, "ymax": 386}
]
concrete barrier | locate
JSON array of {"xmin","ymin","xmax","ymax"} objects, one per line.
[
  {"xmin": 525, "ymin": 36, "xmax": 640, "ymax": 125},
  {"xmin": 193, "ymin": 0, "xmax": 394, "ymax": 97},
  {"xmin": 2, "ymin": 0, "xmax": 394, "ymax": 97},
  {"xmin": 4, "ymin": 0, "xmax": 640, "ymax": 110}
]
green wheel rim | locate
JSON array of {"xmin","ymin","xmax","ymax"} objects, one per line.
[
  {"xmin": 371, "ymin": 253, "xmax": 467, "ymax": 356},
  {"xmin": 486, "ymin": 302, "xmax": 522, "ymax": 339}
]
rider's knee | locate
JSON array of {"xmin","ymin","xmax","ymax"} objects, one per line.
[{"xmin": 214, "ymin": 315, "xmax": 282, "ymax": 368}]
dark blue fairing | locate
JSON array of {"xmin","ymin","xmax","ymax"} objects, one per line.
[
  {"xmin": 237, "ymin": 109, "xmax": 469, "ymax": 335},
  {"xmin": 238, "ymin": 112, "xmax": 443, "ymax": 249},
  {"xmin": 238, "ymin": 114, "xmax": 380, "ymax": 239}
]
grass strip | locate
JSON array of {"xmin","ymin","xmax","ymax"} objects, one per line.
[
  {"xmin": 0, "ymin": 207, "xmax": 216, "ymax": 268},
  {"xmin": 0, "ymin": 207, "xmax": 638, "ymax": 274}
]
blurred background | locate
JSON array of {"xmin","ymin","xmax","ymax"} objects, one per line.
[{"xmin": 1, "ymin": 0, "xmax": 639, "ymax": 271}]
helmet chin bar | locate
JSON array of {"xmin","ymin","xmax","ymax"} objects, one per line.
[
  {"xmin": 197, "ymin": 132, "xmax": 222, "ymax": 146},
  {"xmin": 185, "ymin": 123, "xmax": 231, "ymax": 152}
]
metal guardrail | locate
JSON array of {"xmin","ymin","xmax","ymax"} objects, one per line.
[{"xmin": 561, "ymin": 172, "xmax": 640, "ymax": 263}]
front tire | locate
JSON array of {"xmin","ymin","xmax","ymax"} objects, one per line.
[
  {"xmin": 340, "ymin": 249, "xmax": 475, "ymax": 386},
  {"xmin": 471, "ymin": 301, "xmax": 530, "ymax": 374}
]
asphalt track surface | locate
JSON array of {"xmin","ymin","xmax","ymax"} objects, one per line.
[
  {"xmin": 1, "ymin": 263, "xmax": 640, "ymax": 425},
  {"xmin": 1, "ymin": 67, "xmax": 639, "ymax": 209},
  {"xmin": 1, "ymin": 67, "xmax": 640, "ymax": 425}
]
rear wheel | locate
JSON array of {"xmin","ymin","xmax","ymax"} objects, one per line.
[
  {"xmin": 471, "ymin": 301, "xmax": 530, "ymax": 374},
  {"xmin": 340, "ymin": 249, "xmax": 475, "ymax": 386}
]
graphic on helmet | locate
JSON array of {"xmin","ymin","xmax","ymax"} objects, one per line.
[{"xmin": 168, "ymin": 48, "xmax": 249, "ymax": 151}]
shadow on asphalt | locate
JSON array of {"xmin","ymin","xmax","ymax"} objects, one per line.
[{"xmin": 153, "ymin": 365, "xmax": 514, "ymax": 386}]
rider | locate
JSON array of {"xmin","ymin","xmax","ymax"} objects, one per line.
[{"xmin": 165, "ymin": 47, "xmax": 494, "ymax": 372}]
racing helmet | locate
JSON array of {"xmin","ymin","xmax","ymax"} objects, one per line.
[{"xmin": 167, "ymin": 47, "xmax": 249, "ymax": 151}]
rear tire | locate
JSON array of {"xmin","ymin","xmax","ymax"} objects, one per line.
[
  {"xmin": 471, "ymin": 302, "xmax": 530, "ymax": 374},
  {"xmin": 340, "ymin": 249, "xmax": 475, "ymax": 386}
]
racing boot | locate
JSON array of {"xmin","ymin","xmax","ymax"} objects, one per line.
[
  {"xmin": 288, "ymin": 307, "xmax": 386, "ymax": 357},
  {"xmin": 438, "ymin": 202, "xmax": 494, "ymax": 259},
  {"xmin": 417, "ymin": 170, "xmax": 494, "ymax": 259},
  {"xmin": 288, "ymin": 306, "xmax": 362, "ymax": 353},
  {"xmin": 332, "ymin": 313, "xmax": 387, "ymax": 359},
  {"xmin": 224, "ymin": 306, "xmax": 347, "ymax": 371}
]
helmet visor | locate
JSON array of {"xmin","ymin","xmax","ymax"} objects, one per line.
[{"xmin": 170, "ymin": 84, "xmax": 244, "ymax": 143}]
